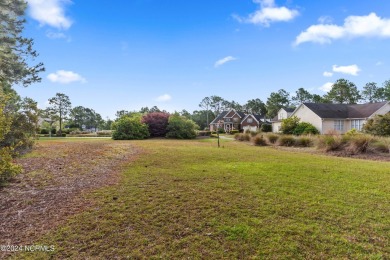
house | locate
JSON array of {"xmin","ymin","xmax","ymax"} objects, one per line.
[
  {"xmin": 271, "ymin": 107, "xmax": 295, "ymax": 133},
  {"xmin": 210, "ymin": 109, "xmax": 269, "ymax": 132},
  {"xmin": 271, "ymin": 101, "xmax": 390, "ymax": 134}
]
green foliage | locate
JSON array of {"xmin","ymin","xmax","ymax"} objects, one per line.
[
  {"xmin": 230, "ymin": 130, "xmax": 239, "ymax": 135},
  {"xmin": 325, "ymin": 79, "xmax": 361, "ymax": 104},
  {"xmin": 111, "ymin": 116, "xmax": 149, "ymax": 140},
  {"xmin": 266, "ymin": 89, "xmax": 290, "ymax": 118},
  {"xmin": 0, "ymin": 92, "xmax": 22, "ymax": 184},
  {"xmin": 0, "ymin": 0, "xmax": 44, "ymax": 87},
  {"xmin": 281, "ymin": 116, "xmax": 300, "ymax": 135},
  {"xmin": 260, "ymin": 124, "xmax": 272, "ymax": 132},
  {"xmin": 293, "ymin": 122, "xmax": 319, "ymax": 135},
  {"xmin": 278, "ymin": 135, "xmax": 296, "ymax": 146},
  {"xmin": 363, "ymin": 113, "xmax": 390, "ymax": 136},
  {"xmin": 166, "ymin": 114, "xmax": 198, "ymax": 139},
  {"xmin": 48, "ymin": 93, "xmax": 72, "ymax": 135},
  {"xmin": 244, "ymin": 98, "xmax": 267, "ymax": 115}
]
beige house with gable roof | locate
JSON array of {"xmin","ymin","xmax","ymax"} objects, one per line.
[{"xmin": 272, "ymin": 101, "xmax": 390, "ymax": 134}]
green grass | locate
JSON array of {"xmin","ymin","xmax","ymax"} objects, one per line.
[{"xmin": 16, "ymin": 139, "xmax": 390, "ymax": 259}]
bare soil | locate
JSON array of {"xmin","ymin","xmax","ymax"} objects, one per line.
[{"xmin": 0, "ymin": 140, "xmax": 140, "ymax": 248}]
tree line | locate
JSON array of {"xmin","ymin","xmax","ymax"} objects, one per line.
[{"xmin": 197, "ymin": 78, "xmax": 390, "ymax": 125}]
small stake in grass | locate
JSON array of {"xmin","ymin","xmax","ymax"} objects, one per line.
[{"xmin": 216, "ymin": 120, "xmax": 224, "ymax": 148}]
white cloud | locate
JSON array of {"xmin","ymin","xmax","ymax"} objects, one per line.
[
  {"xmin": 28, "ymin": 0, "xmax": 73, "ymax": 30},
  {"xmin": 214, "ymin": 56, "xmax": 237, "ymax": 68},
  {"xmin": 376, "ymin": 61, "xmax": 383, "ymax": 66},
  {"xmin": 234, "ymin": 0, "xmax": 299, "ymax": 27},
  {"xmin": 295, "ymin": 13, "xmax": 390, "ymax": 45},
  {"xmin": 47, "ymin": 70, "xmax": 86, "ymax": 84},
  {"xmin": 332, "ymin": 64, "xmax": 360, "ymax": 76},
  {"xmin": 318, "ymin": 16, "xmax": 333, "ymax": 24},
  {"xmin": 323, "ymin": 71, "xmax": 333, "ymax": 77},
  {"xmin": 319, "ymin": 82, "xmax": 333, "ymax": 92},
  {"xmin": 156, "ymin": 94, "xmax": 172, "ymax": 102},
  {"xmin": 46, "ymin": 31, "xmax": 67, "ymax": 39}
]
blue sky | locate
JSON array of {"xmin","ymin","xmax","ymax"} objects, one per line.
[{"xmin": 17, "ymin": 0, "xmax": 390, "ymax": 119}]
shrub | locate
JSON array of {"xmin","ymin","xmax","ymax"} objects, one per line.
[
  {"xmin": 111, "ymin": 116, "xmax": 150, "ymax": 140},
  {"xmin": 235, "ymin": 133, "xmax": 251, "ymax": 141},
  {"xmin": 250, "ymin": 131, "xmax": 257, "ymax": 137},
  {"xmin": 97, "ymin": 130, "xmax": 112, "ymax": 137},
  {"xmin": 266, "ymin": 134, "xmax": 279, "ymax": 144},
  {"xmin": 217, "ymin": 128, "xmax": 225, "ymax": 134},
  {"xmin": 278, "ymin": 135, "xmax": 296, "ymax": 146},
  {"xmin": 363, "ymin": 113, "xmax": 390, "ymax": 136},
  {"xmin": 295, "ymin": 136, "xmax": 313, "ymax": 147},
  {"xmin": 40, "ymin": 129, "xmax": 49, "ymax": 134},
  {"xmin": 317, "ymin": 134, "xmax": 345, "ymax": 152},
  {"xmin": 345, "ymin": 134, "xmax": 374, "ymax": 154},
  {"xmin": 281, "ymin": 116, "xmax": 300, "ymax": 135},
  {"xmin": 371, "ymin": 138, "xmax": 390, "ymax": 153},
  {"xmin": 293, "ymin": 122, "xmax": 319, "ymax": 135},
  {"xmin": 260, "ymin": 124, "xmax": 272, "ymax": 132},
  {"xmin": 252, "ymin": 134, "xmax": 267, "ymax": 146},
  {"xmin": 166, "ymin": 113, "xmax": 198, "ymax": 139},
  {"xmin": 142, "ymin": 112, "xmax": 170, "ymax": 137}
]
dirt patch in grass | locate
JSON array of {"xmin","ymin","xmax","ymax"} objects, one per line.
[{"xmin": 0, "ymin": 140, "xmax": 140, "ymax": 250}]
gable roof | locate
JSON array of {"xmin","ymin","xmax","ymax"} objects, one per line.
[
  {"xmin": 302, "ymin": 102, "xmax": 389, "ymax": 119},
  {"xmin": 284, "ymin": 107, "xmax": 295, "ymax": 113},
  {"xmin": 210, "ymin": 111, "xmax": 229, "ymax": 124}
]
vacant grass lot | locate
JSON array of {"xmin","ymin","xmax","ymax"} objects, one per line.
[{"xmin": 15, "ymin": 138, "xmax": 390, "ymax": 259}]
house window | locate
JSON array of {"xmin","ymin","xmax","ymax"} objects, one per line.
[
  {"xmin": 233, "ymin": 118, "xmax": 239, "ymax": 123},
  {"xmin": 334, "ymin": 120, "xmax": 344, "ymax": 131},
  {"xmin": 351, "ymin": 120, "xmax": 363, "ymax": 131},
  {"xmin": 247, "ymin": 118, "xmax": 253, "ymax": 123}
]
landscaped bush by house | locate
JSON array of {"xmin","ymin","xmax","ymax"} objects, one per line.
[
  {"xmin": 40, "ymin": 129, "xmax": 49, "ymax": 134},
  {"xmin": 166, "ymin": 113, "xmax": 198, "ymax": 139},
  {"xmin": 295, "ymin": 136, "xmax": 314, "ymax": 147},
  {"xmin": 111, "ymin": 116, "xmax": 150, "ymax": 140},
  {"xmin": 252, "ymin": 134, "xmax": 267, "ymax": 146},
  {"xmin": 363, "ymin": 113, "xmax": 390, "ymax": 136},
  {"xmin": 217, "ymin": 128, "xmax": 225, "ymax": 134},
  {"xmin": 266, "ymin": 134, "xmax": 279, "ymax": 144},
  {"xmin": 51, "ymin": 128, "xmax": 56, "ymax": 135},
  {"xmin": 234, "ymin": 133, "xmax": 241, "ymax": 140},
  {"xmin": 250, "ymin": 131, "xmax": 257, "ymax": 137},
  {"xmin": 230, "ymin": 130, "xmax": 239, "ymax": 135},
  {"xmin": 293, "ymin": 122, "xmax": 319, "ymax": 135},
  {"xmin": 260, "ymin": 124, "xmax": 272, "ymax": 132},
  {"xmin": 141, "ymin": 112, "xmax": 170, "ymax": 137},
  {"xmin": 281, "ymin": 116, "xmax": 300, "ymax": 135},
  {"xmin": 278, "ymin": 135, "xmax": 296, "ymax": 146}
]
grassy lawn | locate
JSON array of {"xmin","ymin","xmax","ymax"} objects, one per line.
[{"xmin": 15, "ymin": 138, "xmax": 389, "ymax": 259}]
